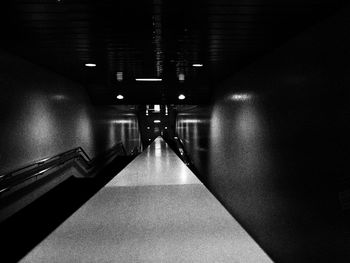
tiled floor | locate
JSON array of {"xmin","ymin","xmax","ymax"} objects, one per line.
[{"xmin": 20, "ymin": 137, "xmax": 272, "ymax": 263}]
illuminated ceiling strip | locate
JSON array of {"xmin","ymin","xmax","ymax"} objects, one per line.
[{"xmin": 136, "ymin": 78, "xmax": 162, "ymax": 81}]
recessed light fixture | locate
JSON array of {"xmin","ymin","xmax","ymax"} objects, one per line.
[
  {"xmin": 149, "ymin": 138, "xmax": 151, "ymax": 141},
  {"xmin": 192, "ymin": 63, "xmax": 203, "ymax": 67},
  {"xmin": 116, "ymin": 94, "xmax": 124, "ymax": 100},
  {"xmin": 154, "ymin": 120, "xmax": 161, "ymax": 123},
  {"xmin": 178, "ymin": 94, "xmax": 186, "ymax": 100},
  {"xmin": 135, "ymin": 78, "xmax": 162, "ymax": 81},
  {"xmin": 165, "ymin": 127, "xmax": 168, "ymax": 129},
  {"xmin": 85, "ymin": 63, "xmax": 96, "ymax": 67}
]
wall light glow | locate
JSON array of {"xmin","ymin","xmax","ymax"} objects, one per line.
[
  {"xmin": 113, "ymin": 120, "xmax": 133, "ymax": 124},
  {"xmin": 192, "ymin": 64, "xmax": 203, "ymax": 67},
  {"xmin": 85, "ymin": 63, "xmax": 96, "ymax": 67},
  {"xmin": 231, "ymin": 93, "xmax": 252, "ymax": 101},
  {"xmin": 51, "ymin": 94, "xmax": 68, "ymax": 101},
  {"xmin": 179, "ymin": 119, "xmax": 203, "ymax": 124}
]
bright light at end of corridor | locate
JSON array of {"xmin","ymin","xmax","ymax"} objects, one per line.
[
  {"xmin": 116, "ymin": 94, "xmax": 124, "ymax": 100},
  {"xmin": 116, "ymin": 72, "xmax": 123, "ymax": 82},
  {"xmin": 178, "ymin": 73, "xmax": 185, "ymax": 81},
  {"xmin": 154, "ymin": 104, "xmax": 160, "ymax": 112}
]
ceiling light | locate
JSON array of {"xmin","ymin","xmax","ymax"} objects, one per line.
[
  {"xmin": 135, "ymin": 78, "xmax": 162, "ymax": 81},
  {"xmin": 85, "ymin": 63, "xmax": 96, "ymax": 67},
  {"xmin": 192, "ymin": 63, "xmax": 203, "ymax": 67},
  {"xmin": 154, "ymin": 120, "xmax": 161, "ymax": 123},
  {"xmin": 116, "ymin": 94, "xmax": 124, "ymax": 100},
  {"xmin": 165, "ymin": 127, "xmax": 168, "ymax": 129},
  {"xmin": 178, "ymin": 94, "xmax": 186, "ymax": 100},
  {"xmin": 147, "ymin": 127, "xmax": 150, "ymax": 129}
]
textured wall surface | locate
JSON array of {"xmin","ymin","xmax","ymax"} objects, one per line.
[
  {"xmin": 176, "ymin": 8, "xmax": 350, "ymax": 263},
  {"xmin": 0, "ymin": 50, "xmax": 141, "ymax": 174}
]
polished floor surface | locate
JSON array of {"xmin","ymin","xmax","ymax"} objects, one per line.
[
  {"xmin": 106, "ymin": 137, "xmax": 201, "ymax": 186},
  {"xmin": 20, "ymin": 137, "xmax": 272, "ymax": 263}
]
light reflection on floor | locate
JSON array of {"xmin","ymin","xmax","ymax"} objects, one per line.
[{"xmin": 106, "ymin": 137, "xmax": 201, "ymax": 187}]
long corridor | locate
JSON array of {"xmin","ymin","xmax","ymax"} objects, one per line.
[{"xmin": 19, "ymin": 137, "xmax": 272, "ymax": 262}]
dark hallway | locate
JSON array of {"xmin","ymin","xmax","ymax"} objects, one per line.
[{"xmin": 1, "ymin": 1, "xmax": 350, "ymax": 262}]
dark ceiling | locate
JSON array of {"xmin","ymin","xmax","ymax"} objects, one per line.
[{"xmin": 0, "ymin": 0, "xmax": 346, "ymax": 104}]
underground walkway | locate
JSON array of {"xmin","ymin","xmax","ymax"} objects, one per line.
[{"xmin": 19, "ymin": 137, "xmax": 272, "ymax": 262}]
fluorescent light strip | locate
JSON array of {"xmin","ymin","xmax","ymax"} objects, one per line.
[{"xmin": 136, "ymin": 78, "xmax": 162, "ymax": 81}]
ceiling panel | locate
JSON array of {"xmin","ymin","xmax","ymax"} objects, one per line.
[{"xmin": 0, "ymin": 0, "xmax": 346, "ymax": 104}]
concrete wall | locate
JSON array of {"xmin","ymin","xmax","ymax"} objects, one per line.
[
  {"xmin": 0, "ymin": 50, "xmax": 141, "ymax": 174},
  {"xmin": 176, "ymin": 8, "xmax": 350, "ymax": 262}
]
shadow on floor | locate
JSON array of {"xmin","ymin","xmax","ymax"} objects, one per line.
[{"xmin": 0, "ymin": 156, "xmax": 134, "ymax": 263}]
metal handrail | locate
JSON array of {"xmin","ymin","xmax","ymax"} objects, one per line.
[
  {"xmin": 0, "ymin": 142, "xmax": 124, "ymax": 195},
  {"xmin": 0, "ymin": 148, "xmax": 87, "ymax": 182}
]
